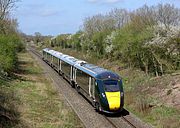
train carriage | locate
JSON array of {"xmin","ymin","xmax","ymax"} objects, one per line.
[
  {"xmin": 42, "ymin": 48, "xmax": 124, "ymax": 114},
  {"xmin": 74, "ymin": 63, "xmax": 124, "ymax": 113}
]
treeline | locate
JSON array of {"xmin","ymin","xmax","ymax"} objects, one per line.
[
  {"xmin": 50, "ymin": 4, "xmax": 180, "ymax": 76},
  {"xmin": 0, "ymin": 0, "xmax": 23, "ymax": 76}
]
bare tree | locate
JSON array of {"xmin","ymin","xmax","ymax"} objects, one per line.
[
  {"xmin": 0, "ymin": 0, "xmax": 19, "ymax": 34},
  {"xmin": 109, "ymin": 8, "xmax": 130, "ymax": 29},
  {"xmin": 83, "ymin": 14, "xmax": 116, "ymax": 37},
  {"xmin": 83, "ymin": 14, "xmax": 106, "ymax": 36},
  {"xmin": 156, "ymin": 4, "xmax": 180, "ymax": 29},
  {"xmin": 0, "ymin": 0, "xmax": 19, "ymax": 20},
  {"xmin": 133, "ymin": 5, "xmax": 157, "ymax": 27}
]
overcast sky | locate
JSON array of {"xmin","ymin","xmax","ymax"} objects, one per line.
[{"xmin": 15, "ymin": 0, "xmax": 180, "ymax": 36}]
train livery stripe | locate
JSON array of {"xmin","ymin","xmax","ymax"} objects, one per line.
[{"xmin": 105, "ymin": 92, "xmax": 120, "ymax": 110}]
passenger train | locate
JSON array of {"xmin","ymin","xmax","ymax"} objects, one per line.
[{"xmin": 42, "ymin": 48, "xmax": 124, "ymax": 113}]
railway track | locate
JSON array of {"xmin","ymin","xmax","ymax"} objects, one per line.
[
  {"xmin": 28, "ymin": 46, "xmax": 153, "ymax": 128},
  {"xmin": 104, "ymin": 116, "xmax": 135, "ymax": 128},
  {"xmin": 121, "ymin": 116, "xmax": 136, "ymax": 128}
]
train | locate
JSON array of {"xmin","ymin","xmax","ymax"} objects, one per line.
[{"xmin": 42, "ymin": 48, "xmax": 124, "ymax": 114}]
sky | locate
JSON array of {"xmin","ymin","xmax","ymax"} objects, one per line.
[{"xmin": 14, "ymin": 0, "xmax": 180, "ymax": 36}]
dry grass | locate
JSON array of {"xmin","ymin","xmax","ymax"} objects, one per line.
[{"xmin": 0, "ymin": 52, "xmax": 83, "ymax": 128}]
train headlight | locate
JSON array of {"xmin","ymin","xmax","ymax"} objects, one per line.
[
  {"xmin": 121, "ymin": 92, "xmax": 124, "ymax": 97},
  {"xmin": 102, "ymin": 93, "xmax": 106, "ymax": 98}
]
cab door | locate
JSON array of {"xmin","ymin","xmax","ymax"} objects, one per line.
[{"xmin": 89, "ymin": 77, "xmax": 95, "ymax": 99}]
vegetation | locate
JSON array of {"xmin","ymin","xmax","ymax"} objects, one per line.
[
  {"xmin": 36, "ymin": 3, "xmax": 180, "ymax": 128},
  {"xmin": 49, "ymin": 3, "xmax": 180, "ymax": 77},
  {"xmin": 0, "ymin": 0, "xmax": 24, "ymax": 76},
  {"xmin": 1, "ymin": 1, "xmax": 176, "ymax": 127},
  {"xmin": 0, "ymin": 35, "xmax": 23, "ymax": 74},
  {"xmin": 54, "ymin": 47, "xmax": 180, "ymax": 128},
  {"xmin": 0, "ymin": 52, "xmax": 83, "ymax": 127},
  {"xmin": 0, "ymin": 1, "xmax": 84, "ymax": 127}
]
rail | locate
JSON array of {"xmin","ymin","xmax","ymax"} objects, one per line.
[{"xmin": 28, "ymin": 47, "xmax": 153, "ymax": 128}]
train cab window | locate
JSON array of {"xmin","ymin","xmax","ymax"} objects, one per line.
[{"xmin": 103, "ymin": 80, "xmax": 120, "ymax": 92}]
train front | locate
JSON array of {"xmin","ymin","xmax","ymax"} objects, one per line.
[{"xmin": 96, "ymin": 72, "xmax": 124, "ymax": 113}]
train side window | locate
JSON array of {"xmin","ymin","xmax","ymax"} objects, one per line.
[
  {"xmin": 76, "ymin": 69, "xmax": 89, "ymax": 91},
  {"xmin": 61, "ymin": 61, "xmax": 71, "ymax": 77}
]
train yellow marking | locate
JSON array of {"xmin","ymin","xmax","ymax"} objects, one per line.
[{"xmin": 105, "ymin": 92, "xmax": 120, "ymax": 110}]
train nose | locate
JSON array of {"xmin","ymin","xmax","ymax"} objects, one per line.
[{"xmin": 105, "ymin": 92, "xmax": 120, "ymax": 111}]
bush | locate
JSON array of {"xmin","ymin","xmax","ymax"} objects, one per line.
[{"xmin": 0, "ymin": 35, "xmax": 22, "ymax": 74}]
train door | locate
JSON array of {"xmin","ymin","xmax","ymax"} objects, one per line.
[
  {"xmin": 58, "ymin": 59, "xmax": 60, "ymax": 72},
  {"xmin": 74, "ymin": 68, "xmax": 77, "ymax": 82},
  {"xmin": 51, "ymin": 55, "xmax": 53, "ymax": 65},
  {"xmin": 89, "ymin": 77, "xmax": 95, "ymax": 99},
  {"xmin": 70, "ymin": 66, "xmax": 73, "ymax": 80}
]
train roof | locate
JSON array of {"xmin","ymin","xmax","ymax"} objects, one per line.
[
  {"xmin": 43, "ymin": 48, "xmax": 80, "ymax": 65},
  {"xmin": 43, "ymin": 48, "xmax": 120, "ymax": 80},
  {"xmin": 74, "ymin": 63, "xmax": 120, "ymax": 79}
]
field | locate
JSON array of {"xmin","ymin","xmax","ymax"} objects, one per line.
[{"xmin": 0, "ymin": 51, "xmax": 83, "ymax": 128}]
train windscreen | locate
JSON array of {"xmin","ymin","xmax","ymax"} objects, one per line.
[{"xmin": 103, "ymin": 80, "xmax": 120, "ymax": 92}]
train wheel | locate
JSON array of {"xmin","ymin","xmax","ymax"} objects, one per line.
[
  {"xmin": 59, "ymin": 71, "xmax": 62, "ymax": 76},
  {"xmin": 95, "ymin": 102, "xmax": 101, "ymax": 112},
  {"xmin": 75, "ymin": 85, "xmax": 80, "ymax": 93},
  {"xmin": 62, "ymin": 73, "xmax": 65, "ymax": 79},
  {"xmin": 58, "ymin": 70, "xmax": 61, "ymax": 75},
  {"xmin": 71, "ymin": 81, "xmax": 75, "ymax": 88}
]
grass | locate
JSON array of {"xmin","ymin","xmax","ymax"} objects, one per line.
[
  {"xmin": 0, "ymin": 52, "xmax": 83, "ymax": 128},
  {"xmin": 52, "ymin": 47, "xmax": 180, "ymax": 128}
]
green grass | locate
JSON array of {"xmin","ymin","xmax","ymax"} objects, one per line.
[
  {"xmin": 144, "ymin": 106, "xmax": 180, "ymax": 128},
  {"xmin": 0, "ymin": 52, "xmax": 83, "ymax": 128}
]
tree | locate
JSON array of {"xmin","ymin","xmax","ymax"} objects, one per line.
[
  {"xmin": 0, "ymin": 0, "xmax": 19, "ymax": 20},
  {"xmin": 132, "ymin": 5, "xmax": 156, "ymax": 27},
  {"xmin": 156, "ymin": 4, "xmax": 180, "ymax": 29},
  {"xmin": 109, "ymin": 8, "xmax": 130, "ymax": 29},
  {"xmin": 34, "ymin": 32, "xmax": 42, "ymax": 44},
  {"xmin": 0, "ymin": 0, "xmax": 19, "ymax": 34},
  {"xmin": 83, "ymin": 14, "xmax": 115, "ymax": 37}
]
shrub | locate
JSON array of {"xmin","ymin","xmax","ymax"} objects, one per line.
[{"xmin": 0, "ymin": 35, "xmax": 22, "ymax": 74}]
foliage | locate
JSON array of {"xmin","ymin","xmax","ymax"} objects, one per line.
[
  {"xmin": 48, "ymin": 3, "xmax": 180, "ymax": 76},
  {"xmin": 0, "ymin": 35, "xmax": 22, "ymax": 74},
  {"xmin": 0, "ymin": 0, "xmax": 22, "ymax": 75},
  {"xmin": 70, "ymin": 31, "xmax": 83, "ymax": 51},
  {"xmin": 112, "ymin": 23, "xmax": 154, "ymax": 68}
]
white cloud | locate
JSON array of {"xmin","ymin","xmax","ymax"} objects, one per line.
[
  {"xmin": 106, "ymin": 0, "xmax": 121, "ymax": 3},
  {"xmin": 88, "ymin": 0, "xmax": 122, "ymax": 4},
  {"xmin": 40, "ymin": 9, "xmax": 59, "ymax": 17}
]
